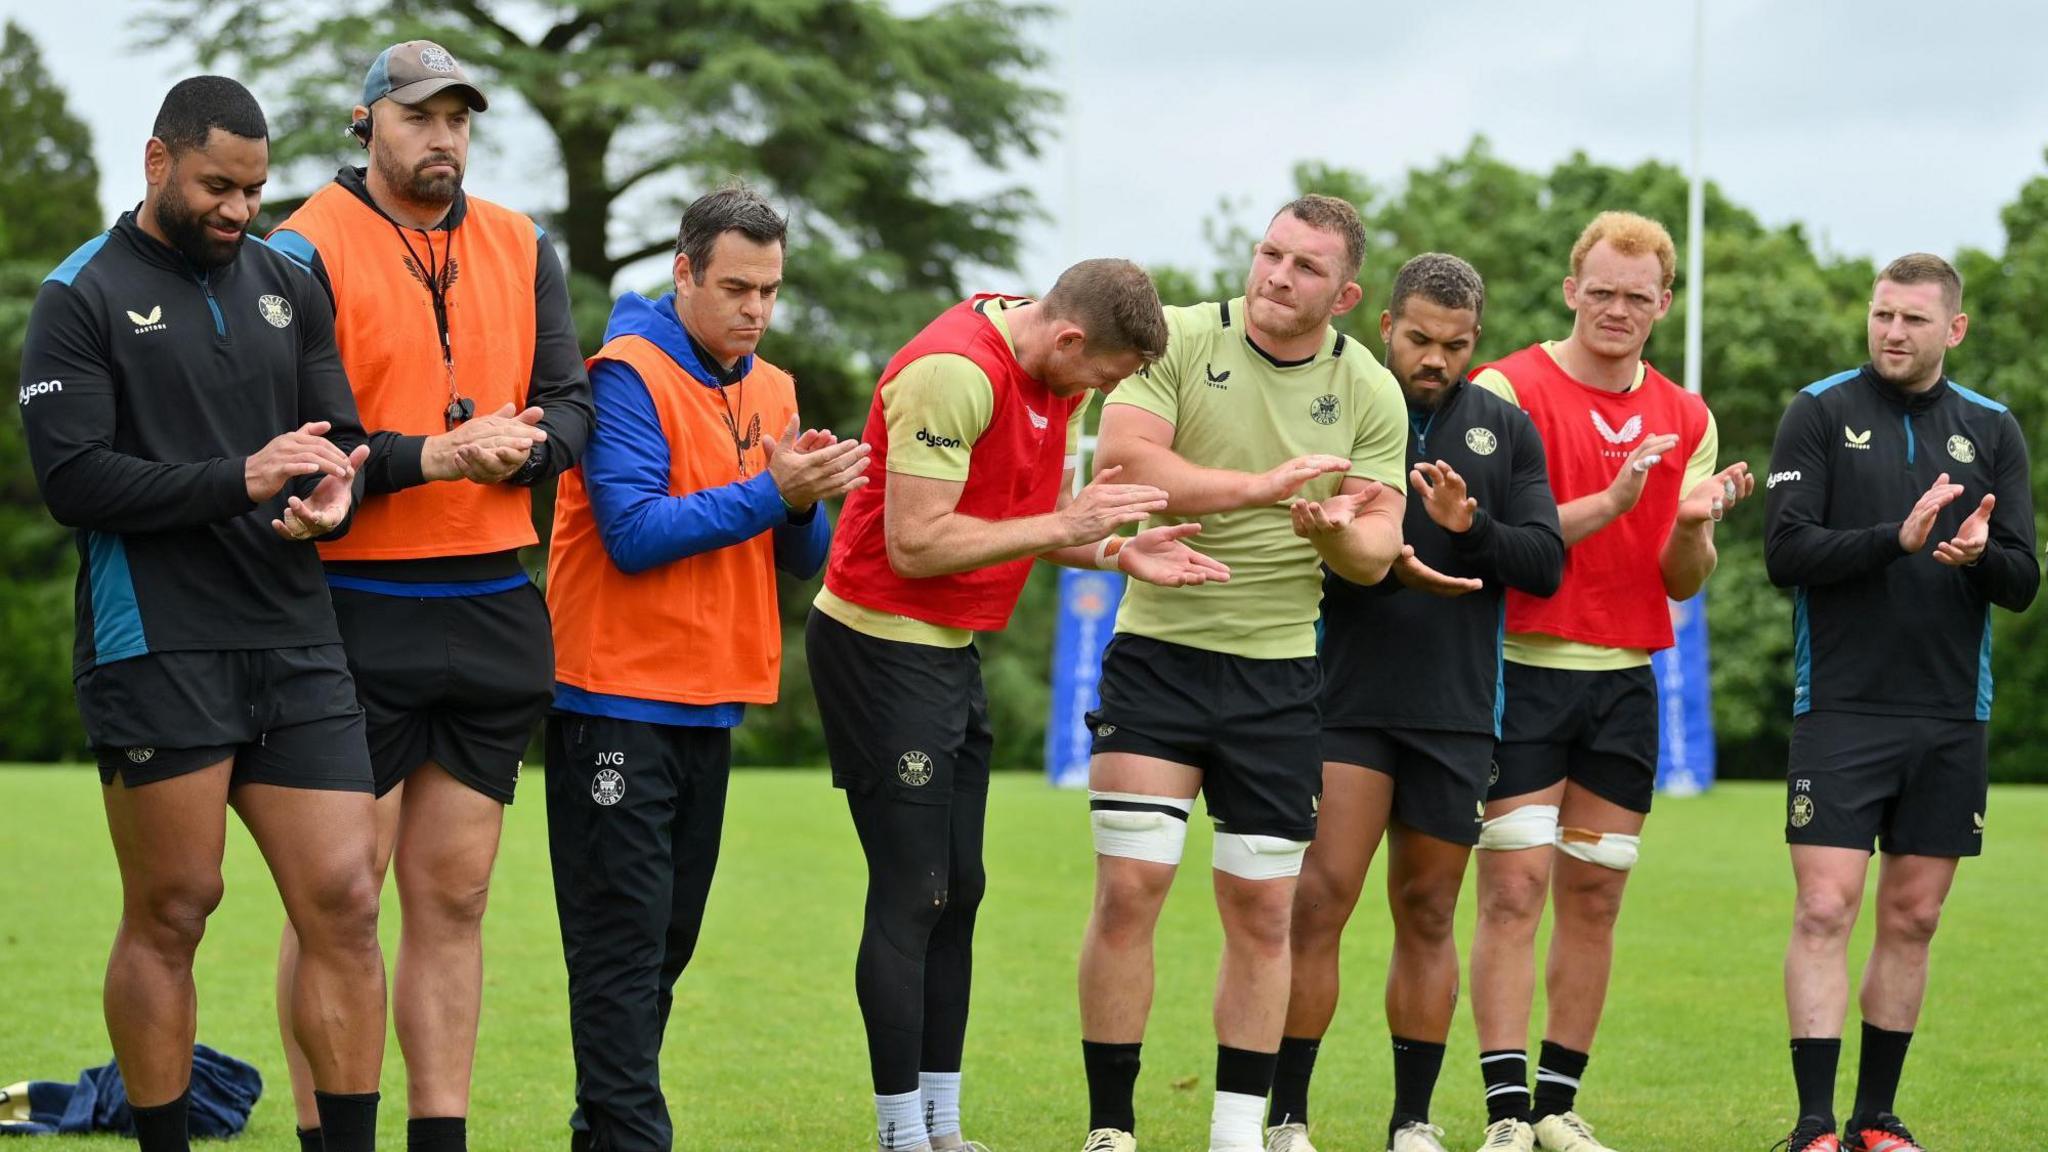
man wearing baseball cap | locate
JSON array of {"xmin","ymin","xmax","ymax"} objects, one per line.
[{"xmin": 269, "ymin": 39, "xmax": 592, "ymax": 1152}]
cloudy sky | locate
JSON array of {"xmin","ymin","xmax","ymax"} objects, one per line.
[{"xmin": 9, "ymin": 0, "xmax": 2048, "ymax": 292}]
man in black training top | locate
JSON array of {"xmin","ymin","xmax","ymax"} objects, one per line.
[
  {"xmin": 1765, "ymin": 253, "xmax": 2038, "ymax": 1152},
  {"xmin": 1268, "ymin": 254, "xmax": 1564, "ymax": 1152},
  {"xmin": 17, "ymin": 78, "xmax": 387, "ymax": 1152}
]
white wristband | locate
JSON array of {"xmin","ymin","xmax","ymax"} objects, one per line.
[{"xmin": 1093, "ymin": 536, "xmax": 1123, "ymax": 571}]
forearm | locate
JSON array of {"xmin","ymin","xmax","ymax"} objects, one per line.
[
  {"xmin": 1558, "ymin": 490, "xmax": 1622, "ymax": 546},
  {"xmin": 1660, "ymin": 520, "xmax": 1717, "ymax": 600},
  {"xmin": 1763, "ymin": 522, "xmax": 1905, "ymax": 587},
  {"xmin": 40, "ymin": 451, "xmax": 255, "ymax": 532},
  {"xmin": 773, "ymin": 503, "xmax": 832, "ymax": 579},
  {"xmin": 1453, "ymin": 509, "xmax": 1565, "ymax": 596},
  {"xmin": 1967, "ymin": 542, "xmax": 2042, "ymax": 612},
  {"xmin": 1097, "ymin": 435, "xmax": 1260, "ymax": 516},
  {"xmin": 599, "ymin": 472, "xmax": 786, "ymax": 574},
  {"xmin": 1317, "ymin": 512, "xmax": 1402, "ymax": 586},
  {"xmin": 890, "ymin": 507, "xmax": 1076, "ymax": 579}
]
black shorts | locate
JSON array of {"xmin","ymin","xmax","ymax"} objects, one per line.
[
  {"xmin": 1325, "ymin": 727, "xmax": 1493, "ymax": 847},
  {"xmin": 1785, "ymin": 711, "xmax": 1988, "ymax": 857},
  {"xmin": 332, "ymin": 582, "xmax": 553, "ymax": 804},
  {"xmin": 1491, "ymin": 662, "xmax": 1659, "ymax": 813},
  {"xmin": 1087, "ymin": 633, "xmax": 1321, "ymax": 842},
  {"xmin": 77, "ymin": 644, "xmax": 371, "ymax": 792},
  {"xmin": 806, "ymin": 608, "xmax": 992, "ymax": 805}
]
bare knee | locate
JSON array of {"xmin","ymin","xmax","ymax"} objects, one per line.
[
  {"xmin": 128, "ymin": 874, "xmax": 226, "ymax": 957},
  {"xmin": 1094, "ymin": 860, "xmax": 1173, "ymax": 934},
  {"xmin": 1219, "ymin": 878, "xmax": 1294, "ymax": 959},
  {"xmin": 1793, "ymin": 883, "xmax": 1861, "ymax": 945},
  {"xmin": 1876, "ymin": 893, "xmax": 1943, "ymax": 948},
  {"xmin": 294, "ymin": 866, "xmax": 382, "ymax": 956},
  {"xmin": 1477, "ymin": 861, "xmax": 1549, "ymax": 930},
  {"xmin": 1553, "ymin": 863, "xmax": 1628, "ymax": 930},
  {"xmin": 398, "ymin": 857, "xmax": 492, "ymax": 933},
  {"xmin": 1392, "ymin": 872, "xmax": 1460, "ymax": 946}
]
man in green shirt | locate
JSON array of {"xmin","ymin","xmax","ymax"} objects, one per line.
[{"xmin": 1074, "ymin": 195, "xmax": 1410, "ymax": 1152}]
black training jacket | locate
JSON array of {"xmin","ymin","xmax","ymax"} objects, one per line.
[
  {"xmin": 19, "ymin": 211, "xmax": 366, "ymax": 674},
  {"xmin": 1320, "ymin": 378, "xmax": 1565, "ymax": 736},
  {"xmin": 1764, "ymin": 364, "xmax": 2038, "ymax": 721}
]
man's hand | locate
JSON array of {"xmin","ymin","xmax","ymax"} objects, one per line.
[
  {"xmin": 423, "ymin": 404, "xmax": 549, "ymax": 484},
  {"xmin": 1934, "ymin": 492, "xmax": 1995, "ymax": 566},
  {"xmin": 1391, "ymin": 544, "xmax": 1483, "ymax": 597},
  {"xmin": 1288, "ymin": 481, "xmax": 1386, "ymax": 541},
  {"xmin": 764, "ymin": 414, "xmax": 871, "ymax": 511},
  {"xmin": 1602, "ymin": 432, "xmax": 1680, "ymax": 518},
  {"xmin": 1900, "ymin": 472, "xmax": 1965, "ymax": 553},
  {"xmin": 1250, "ymin": 454, "xmax": 1353, "ymax": 505},
  {"xmin": 246, "ymin": 421, "xmax": 355, "ymax": 502},
  {"xmin": 1115, "ymin": 522, "xmax": 1232, "ymax": 588},
  {"xmin": 1059, "ymin": 465, "xmax": 1169, "ymax": 546},
  {"xmin": 272, "ymin": 444, "xmax": 370, "ymax": 541},
  {"xmin": 1677, "ymin": 462, "xmax": 1755, "ymax": 526},
  {"xmin": 1411, "ymin": 460, "xmax": 1476, "ymax": 533}
]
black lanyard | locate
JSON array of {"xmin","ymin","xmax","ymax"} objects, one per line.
[{"xmin": 391, "ymin": 221, "xmax": 471, "ymax": 428}]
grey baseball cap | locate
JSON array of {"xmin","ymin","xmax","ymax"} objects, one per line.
[{"xmin": 361, "ymin": 40, "xmax": 488, "ymax": 111}]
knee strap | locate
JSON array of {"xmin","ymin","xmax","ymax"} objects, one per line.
[
  {"xmin": 1556, "ymin": 826, "xmax": 1640, "ymax": 871},
  {"xmin": 1212, "ymin": 831, "xmax": 1308, "ymax": 880},
  {"xmin": 1090, "ymin": 792, "xmax": 1193, "ymax": 865},
  {"xmin": 1476, "ymin": 803, "xmax": 1558, "ymax": 852}
]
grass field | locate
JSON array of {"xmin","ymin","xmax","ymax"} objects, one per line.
[{"xmin": 2, "ymin": 768, "xmax": 2043, "ymax": 1150}]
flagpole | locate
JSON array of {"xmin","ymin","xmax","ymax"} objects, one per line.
[{"xmin": 1683, "ymin": 0, "xmax": 1706, "ymax": 396}]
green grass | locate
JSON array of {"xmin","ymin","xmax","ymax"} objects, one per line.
[{"xmin": 2, "ymin": 768, "xmax": 2043, "ymax": 1149}]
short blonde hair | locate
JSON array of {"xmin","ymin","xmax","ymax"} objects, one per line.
[
  {"xmin": 1570, "ymin": 211, "xmax": 1677, "ymax": 290},
  {"xmin": 1877, "ymin": 252, "xmax": 1963, "ymax": 315}
]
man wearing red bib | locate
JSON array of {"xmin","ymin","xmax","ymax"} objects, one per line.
[
  {"xmin": 1464, "ymin": 213, "xmax": 1754, "ymax": 1152},
  {"xmin": 810, "ymin": 260, "xmax": 1229, "ymax": 1152}
]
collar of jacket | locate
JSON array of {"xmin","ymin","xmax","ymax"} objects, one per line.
[
  {"xmin": 335, "ymin": 165, "xmax": 469, "ymax": 232},
  {"xmin": 114, "ymin": 208, "xmax": 242, "ymax": 279},
  {"xmin": 1860, "ymin": 362, "xmax": 1950, "ymax": 413},
  {"xmin": 602, "ymin": 290, "xmax": 756, "ymax": 390}
]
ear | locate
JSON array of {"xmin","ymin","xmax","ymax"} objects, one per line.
[
  {"xmin": 1561, "ymin": 275, "xmax": 1580, "ymax": 309},
  {"xmin": 1948, "ymin": 311, "xmax": 1970, "ymax": 348},
  {"xmin": 143, "ymin": 137, "xmax": 171, "ymax": 187},
  {"xmin": 1053, "ymin": 324, "xmax": 1088, "ymax": 354},
  {"xmin": 672, "ymin": 251, "xmax": 693, "ymax": 296},
  {"xmin": 1378, "ymin": 309, "xmax": 1394, "ymax": 345},
  {"xmin": 1656, "ymin": 287, "xmax": 1674, "ymax": 319},
  {"xmin": 1328, "ymin": 280, "xmax": 1365, "ymax": 319}
]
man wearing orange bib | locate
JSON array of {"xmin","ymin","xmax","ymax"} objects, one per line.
[
  {"xmin": 1463, "ymin": 212, "xmax": 1753, "ymax": 1152},
  {"xmin": 268, "ymin": 41, "xmax": 592, "ymax": 1152},
  {"xmin": 811, "ymin": 260, "xmax": 1229, "ymax": 1152},
  {"xmin": 544, "ymin": 185, "xmax": 868, "ymax": 1152}
]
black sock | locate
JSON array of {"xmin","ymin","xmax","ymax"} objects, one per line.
[
  {"xmin": 313, "ymin": 1091, "xmax": 379, "ymax": 1152},
  {"xmin": 1390, "ymin": 1035, "xmax": 1447, "ymax": 1134},
  {"xmin": 1480, "ymin": 1049, "xmax": 1531, "ymax": 1125},
  {"xmin": 408, "ymin": 1116, "xmax": 466, "ymax": 1152},
  {"xmin": 131, "ymin": 1091, "xmax": 191, "ymax": 1152},
  {"xmin": 1532, "ymin": 1040, "xmax": 1588, "ymax": 1120},
  {"xmin": 1215, "ymin": 1044, "xmax": 1279, "ymax": 1100},
  {"xmin": 1266, "ymin": 1035, "xmax": 1321, "ymax": 1127},
  {"xmin": 1083, "ymin": 1040, "xmax": 1143, "ymax": 1134},
  {"xmin": 1850, "ymin": 1022, "xmax": 1912, "ymax": 1123},
  {"xmin": 1790, "ymin": 1037, "xmax": 1841, "ymax": 1129},
  {"xmin": 298, "ymin": 1128, "xmax": 324, "ymax": 1152}
]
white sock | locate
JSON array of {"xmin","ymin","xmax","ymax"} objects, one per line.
[
  {"xmin": 875, "ymin": 1088, "xmax": 928, "ymax": 1150},
  {"xmin": 1209, "ymin": 1089, "xmax": 1266, "ymax": 1151},
  {"xmin": 920, "ymin": 1071, "xmax": 962, "ymax": 1140}
]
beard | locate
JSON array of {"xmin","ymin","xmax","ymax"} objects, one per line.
[
  {"xmin": 374, "ymin": 142, "xmax": 463, "ymax": 209},
  {"xmin": 1399, "ymin": 366, "xmax": 1453, "ymax": 410},
  {"xmin": 1243, "ymin": 274, "xmax": 1337, "ymax": 342},
  {"xmin": 1870, "ymin": 342, "xmax": 1943, "ymax": 387},
  {"xmin": 153, "ymin": 180, "xmax": 245, "ymax": 270}
]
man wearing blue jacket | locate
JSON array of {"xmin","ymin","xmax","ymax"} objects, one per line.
[
  {"xmin": 1766, "ymin": 253, "xmax": 2038, "ymax": 1152},
  {"xmin": 542, "ymin": 184, "xmax": 869, "ymax": 1151}
]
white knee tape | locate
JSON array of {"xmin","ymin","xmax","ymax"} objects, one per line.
[
  {"xmin": 1089, "ymin": 792, "xmax": 1193, "ymax": 865},
  {"xmin": 1212, "ymin": 832, "xmax": 1309, "ymax": 880},
  {"xmin": 1556, "ymin": 827, "xmax": 1640, "ymax": 871},
  {"xmin": 1476, "ymin": 804, "xmax": 1559, "ymax": 852}
]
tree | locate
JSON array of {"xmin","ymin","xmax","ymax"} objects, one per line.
[
  {"xmin": 140, "ymin": 0, "xmax": 1057, "ymax": 426},
  {"xmin": 0, "ymin": 20, "xmax": 101, "ymax": 760}
]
